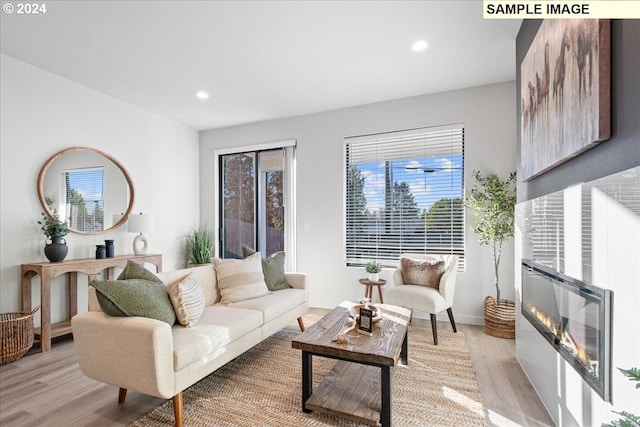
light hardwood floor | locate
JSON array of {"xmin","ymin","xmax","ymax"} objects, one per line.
[{"xmin": 0, "ymin": 309, "xmax": 554, "ymax": 427}]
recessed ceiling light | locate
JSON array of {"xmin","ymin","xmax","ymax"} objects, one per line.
[
  {"xmin": 412, "ymin": 40, "xmax": 430, "ymax": 52},
  {"xmin": 196, "ymin": 91, "xmax": 209, "ymax": 100}
]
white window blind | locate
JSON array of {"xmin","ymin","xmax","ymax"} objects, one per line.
[
  {"xmin": 61, "ymin": 167, "xmax": 105, "ymax": 233},
  {"xmin": 345, "ymin": 124, "xmax": 464, "ymax": 269}
]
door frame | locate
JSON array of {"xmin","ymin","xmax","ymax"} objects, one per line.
[{"xmin": 213, "ymin": 139, "xmax": 297, "ymax": 270}]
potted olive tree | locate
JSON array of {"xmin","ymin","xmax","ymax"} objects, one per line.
[
  {"xmin": 465, "ymin": 170, "xmax": 517, "ymax": 338},
  {"xmin": 185, "ymin": 225, "xmax": 214, "ymax": 267}
]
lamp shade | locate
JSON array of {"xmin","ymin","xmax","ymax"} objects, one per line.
[{"xmin": 127, "ymin": 213, "xmax": 154, "ymax": 234}]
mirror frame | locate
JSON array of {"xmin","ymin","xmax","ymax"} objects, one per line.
[{"xmin": 37, "ymin": 146, "xmax": 136, "ymax": 235}]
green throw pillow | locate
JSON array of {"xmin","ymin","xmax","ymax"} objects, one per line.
[
  {"xmin": 91, "ymin": 278, "xmax": 176, "ymax": 326},
  {"xmin": 118, "ymin": 260, "xmax": 163, "ymax": 283},
  {"xmin": 242, "ymin": 246, "xmax": 292, "ymax": 291}
]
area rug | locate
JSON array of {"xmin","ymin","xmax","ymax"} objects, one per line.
[{"xmin": 130, "ymin": 319, "xmax": 487, "ymax": 427}]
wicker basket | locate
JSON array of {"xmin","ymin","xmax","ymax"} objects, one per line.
[
  {"xmin": 484, "ymin": 296, "xmax": 515, "ymax": 339},
  {"xmin": 1, "ymin": 306, "xmax": 40, "ymax": 365}
]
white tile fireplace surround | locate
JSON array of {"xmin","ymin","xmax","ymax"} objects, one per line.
[{"xmin": 515, "ymin": 166, "xmax": 640, "ymax": 427}]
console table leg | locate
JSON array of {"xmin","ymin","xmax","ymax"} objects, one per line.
[
  {"xmin": 302, "ymin": 351, "xmax": 312, "ymax": 413},
  {"xmin": 40, "ymin": 273, "xmax": 52, "ymax": 352},
  {"xmin": 381, "ymin": 365, "xmax": 392, "ymax": 426},
  {"xmin": 69, "ymin": 272, "xmax": 78, "ymax": 320}
]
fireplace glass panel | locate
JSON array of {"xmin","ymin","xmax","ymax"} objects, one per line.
[{"xmin": 522, "ymin": 259, "xmax": 611, "ymax": 401}]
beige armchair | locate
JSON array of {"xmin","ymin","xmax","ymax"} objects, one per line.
[{"xmin": 385, "ymin": 253, "xmax": 459, "ymax": 345}]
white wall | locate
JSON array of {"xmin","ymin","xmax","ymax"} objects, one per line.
[
  {"xmin": 0, "ymin": 54, "xmax": 200, "ymax": 323},
  {"xmin": 200, "ymin": 81, "xmax": 517, "ymax": 324},
  {"xmin": 515, "ymin": 172, "xmax": 640, "ymax": 426}
]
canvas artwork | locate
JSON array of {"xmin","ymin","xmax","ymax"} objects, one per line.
[{"xmin": 520, "ymin": 19, "xmax": 610, "ymax": 181}]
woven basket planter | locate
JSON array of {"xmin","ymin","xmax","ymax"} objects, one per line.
[
  {"xmin": 484, "ymin": 296, "xmax": 515, "ymax": 339},
  {"xmin": 1, "ymin": 306, "xmax": 39, "ymax": 365}
]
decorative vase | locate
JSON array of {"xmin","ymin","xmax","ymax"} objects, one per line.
[
  {"xmin": 104, "ymin": 240, "xmax": 115, "ymax": 258},
  {"xmin": 483, "ymin": 295, "xmax": 515, "ymax": 339},
  {"xmin": 44, "ymin": 236, "xmax": 68, "ymax": 263},
  {"xmin": 368, "ymin": 273, "xmax": 379, "ymax": 283},
  {"xmin": 95, "ymin": 245, "xmax": 106, "ymax": 259}
]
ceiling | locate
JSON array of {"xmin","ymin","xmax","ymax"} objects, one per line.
[{"xmin": 1, "ymin": 1, "xmax": 522, "ymax": 131}]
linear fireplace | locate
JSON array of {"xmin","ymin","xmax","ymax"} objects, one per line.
[{"xmin": 521, "ymin": 259, "xmax": 612, "ymax": 401}]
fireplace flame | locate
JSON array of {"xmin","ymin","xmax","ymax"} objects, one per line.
[{"xmin": 528, "ymin": 305, "xmax": 598, "ymax": 375}]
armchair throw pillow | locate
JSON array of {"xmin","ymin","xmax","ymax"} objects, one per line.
[
  {"xmin": 400, "ymin": 257, "xmax": 446, "ymax": 289},
  {"xmin": 214, "ymin": 252, "xmax": 271, "ymax": 304}
]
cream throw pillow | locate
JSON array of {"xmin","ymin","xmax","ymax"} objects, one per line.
[
  {"xmin": 214, "ymin": 253, "xmax": 271, "ymax": 304},
  {"xmin": 400, "ymin": 257, "xmax": 446, "ymax": 289},
  {"xmin": 167, "ymin": 273, "xmax": 205, "ymax": 327}
]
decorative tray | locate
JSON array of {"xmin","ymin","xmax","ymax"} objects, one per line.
[{"xmin": 349, "ymin": 304, "xmax": 383, "ymax": 323}]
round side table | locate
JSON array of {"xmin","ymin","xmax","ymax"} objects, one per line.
[{"xmin": 358, "ymin": 278, "xmax": 387, "ymax": 303}]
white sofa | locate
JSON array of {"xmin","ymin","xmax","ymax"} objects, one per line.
[{"xmin": 71, "ymin": 263, "xmax": 308, "ymax": 427}]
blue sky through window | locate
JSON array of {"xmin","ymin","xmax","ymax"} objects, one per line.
[{"xmin": 358, "ymin": 154, "xmax": 463, "ymax": 212}]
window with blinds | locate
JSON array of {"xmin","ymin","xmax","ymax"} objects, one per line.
[
  {"xmin": 63, "ymin": 167, "xmax": 105, "ymax": 232},
  {"xmin": 345, "ymin": 124, "xmax": 464, "ymax": 269}
]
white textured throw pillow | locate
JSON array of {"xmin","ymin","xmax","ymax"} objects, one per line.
[
  {"xmin": 214, "ymin": 253, "xmax": 271, "ymax": 304},
  {"xmin": 167, "ymin": 272, "xmax": 205, "ymax": 327}
]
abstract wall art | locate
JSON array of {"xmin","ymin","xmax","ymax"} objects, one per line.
[{"xmin": 520, "ymin": 19, "xmax": 610, "ymax": 181}]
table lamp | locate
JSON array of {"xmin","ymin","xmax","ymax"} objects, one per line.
[
  {"xmin": 128, "ymin": 213, "xmax": 154, "ymax": 255},
  {"xmin": 112, "ymin": 213, "xmax": 127, "ymax": 232}
]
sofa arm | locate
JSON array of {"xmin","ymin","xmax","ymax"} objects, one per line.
[
  {"xmin": 285, "ymin": 272, "xmax": 307, "ymax": 290},
  {"xmin": 71, "ymin": 312, "xmax": 175, "ymax": 399}
]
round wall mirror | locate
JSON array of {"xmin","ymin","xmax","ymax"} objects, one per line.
[{"xmin": 37, "ymin": 147, "xmax": 135, "ymax": 235}]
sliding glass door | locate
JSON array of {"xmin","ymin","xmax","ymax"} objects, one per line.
[
  {"xmin": 218, "ymin": 144, "xmax": 296, "ymax": 269},
  {"xmin": 220, "ymin": 152, "xmax": 257, "ymax": 259}
]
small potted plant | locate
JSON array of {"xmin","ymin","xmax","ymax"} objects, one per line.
[
  {"xmin": 465, "ymin": 170, "xmax": 517, "ymax": 338},
  {"xmin": 365, "ymin": 261, "xmax": 382, "ymax": 283},
  {"xmin": 185, "ymin": 225, "xmax": 214, "ymax": 267},
  {"xmin": 38, "ymin": 210, "xmax": 69, "ymax": 262}
]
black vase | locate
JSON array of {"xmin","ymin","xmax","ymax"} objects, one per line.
[
  {"xmin": 104, "ymin": 239, "xmax": 115, "ymax": 258},
  {"xmin": 95, "ymin": 244, "xmax": 106, "ymax": 259},
  {"xmin": 44, "ymin": 236, "xmax": 68, "ymax": 263}
]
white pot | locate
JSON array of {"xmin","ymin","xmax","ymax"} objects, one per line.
[{"xmin": 368, "ymin": 273, "xmax": 379, "ymax": 283}]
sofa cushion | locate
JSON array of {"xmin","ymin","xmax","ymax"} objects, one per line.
[
  {"xmin": 90, "ymin": 278, "xmax": 176, "ymax": 325},
  {"xmin": 400, "ymin": 257, "xmax": 445, "ymax": 289},
  {"xmin": 241, "ymin": 246, "xmax": 292, "ymax": 291},
  {"xmin": 158, "ymin": 264, "xmax": 219, "ymax": 306},
  {"xmin": 172, "ymin": 305, "xmax": 263, "ymax": 370},
  {"xmin": 167, "ymin": 273, "xmax": 205, "ymax": 327},
  {"xmin": 118, "ymin": 260, "xmax": 163, "ymax": 283},
  {"xmin": 213, "ymin": 253, "xmax": 271, "ymax": 304},
  {"xmin": 227, "ymin": 288, "xmax": 306, "ymax": 324}
]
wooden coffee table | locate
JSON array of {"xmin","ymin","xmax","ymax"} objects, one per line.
[{"xmin": 291, "ymin": 301, "xmax": 412, "ymax": 427}]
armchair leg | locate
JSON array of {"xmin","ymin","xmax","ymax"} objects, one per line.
[
  {"xmin": 447, "ymin": 308, "xmax": 457, "ymax": 333},
  {"xmin": 173, "ymin": 392, "xmax": 184, "ymax": 427},
  {"xmin": 430, "ymin": 313, "xmax": 438, "ymax": 345},
  {"xmin": 118, "ymin": 388, "xmax": 127, "ymax": 403}
]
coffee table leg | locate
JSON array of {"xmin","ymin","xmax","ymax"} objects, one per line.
[
  {"xmin": 302, "ymin": 351, "xmax": 312, "ymax": 413},
  {"xmin": 401, "ymin": 330, "xmax": 408, "ymax": 365},
  {"xmin": 381, "ymin": 365, "xmax": 391, "ymax": 426}
]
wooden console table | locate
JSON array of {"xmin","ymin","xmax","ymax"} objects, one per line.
[{"xmin": 21, "ymin": 254, "xmax": 162, "ymax": 352}]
